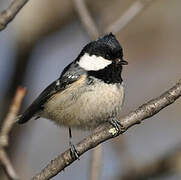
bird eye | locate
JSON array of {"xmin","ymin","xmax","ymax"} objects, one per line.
[{"xmin": 105, "ymin": 54, "xmax": 110, "ymax": 59}]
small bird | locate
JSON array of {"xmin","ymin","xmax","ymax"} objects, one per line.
[{"xmin": 18, "ymin": 33, "xmax": 128, "ymax": 158}]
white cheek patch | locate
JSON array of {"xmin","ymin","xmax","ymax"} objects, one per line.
[{"xmin": 78, "ymin": 53, "xmax": 112, "ymax": 71}]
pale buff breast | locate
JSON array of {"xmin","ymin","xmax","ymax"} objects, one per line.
[
  {"xmin": 70, "ymin": 82, "xmax": 125, "ymax": 129},
  {"xmin": 41, "ymin": 75, "xmax": 124, "ymax": 130}
]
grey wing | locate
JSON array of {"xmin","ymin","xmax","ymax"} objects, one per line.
[
  {"xmin": 18, "ymin": 80, "xmax": 62, "ymax": 124},
  {"xmin": 18, "ymin": 62, "xmax": 85, "ymax": 124}
]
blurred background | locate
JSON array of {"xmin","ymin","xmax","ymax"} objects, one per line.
[{"xmin": 0, "ymin": 0, "xmax": 181, "ymax": 179}]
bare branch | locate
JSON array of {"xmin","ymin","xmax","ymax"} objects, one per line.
[
  {"xmin": 0, "ymin": 86, "xmax": 26, "ymax": 180},
  {"xmin": 0, "ymin": 86, "xmax": 27, "ymax": 147},
  {"xmin": 32, "ymin": 80, "xmax": 181, "ymax": 180},
  {"xmin": 72, "ymin": 0, "xmax": 99, "ymax": 39},
  {"xmin": 0, "ymin": 148, "xmax": 19, "ymax": 180},
  {"xmin": 106, "ymin": 0, "xmax": 155, "ymax": 34},
  {"xmin": 0, "ymin": 0, "xmax": 29, "ymax": 31},
  {"xmin": 90, "ymin": 145, "xmax": 102, "ymax": 180}
]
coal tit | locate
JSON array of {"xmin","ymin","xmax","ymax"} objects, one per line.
[{"xmin": 18, "ymin": 33, "xmax": 128, "ymax": 158}]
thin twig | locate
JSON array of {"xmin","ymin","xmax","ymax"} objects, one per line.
[
  {"xmin": 0, "ymin": 86, "xmax": 27, "ymax": 180},
  {"xmin": 90, "ymin": 145, "xmax": 102, "ymax": 180},
  {"xmin": 0, "ymin": 87, "xmax": 27, "ymax": 147},
  {"xmin": 106, "ymin": 0, "xmax": 155, "ymax": 34},
  {"xmin": 0, "ymin": 148, "xmax": 19, "ymax": 180},
  {"xmin": 0, "ymin": 0, "xmax": 29, "ymax": 31},
  {"xmin": 72, "ymin": 0, "xmax": 99, "ymax": 39},
  {"xmin": 32, "ymin": 79, "xmax": 181, "ymax": 180}
]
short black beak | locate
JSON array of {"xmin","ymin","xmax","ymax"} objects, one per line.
[{"xmin": 120, "ymin": 59, "xmax": 128, "ymax": 65}]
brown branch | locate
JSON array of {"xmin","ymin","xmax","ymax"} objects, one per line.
[
  {"xmin": 106, "ymin": 0, "xmax": 155, "ymax": 34},
  {"xmin": 0, "ymin": 86, "xmax": 27, "ymax": 180},
  {"xmin": 0, "ymin": 87, "xmax": 27, "ymax": 147},
  {"xmin": 32, "ymin": 79, "xmax": 181, "ymax": 180},
  {"xmin": 0, "ymin": 0, "xmax": 29, "ymax": 31},
  {"xmin": 0, "ymin": 148, "xmax": 19, "ymax": 180},
  {"xmin": 72, "ymin": 0, "xmax": 99, "ymax": 39}
]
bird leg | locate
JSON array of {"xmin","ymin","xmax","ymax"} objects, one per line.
[{"xmin": 69, "ymin": 127, "xmax": 79, "ymax": 160}]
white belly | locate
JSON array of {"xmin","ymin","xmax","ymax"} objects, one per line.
[{"xmin": 41, "ymin": 80, "xmax": 125, "ymax": 130}]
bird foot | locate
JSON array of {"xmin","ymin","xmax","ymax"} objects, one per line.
[
  {"xmin": 70, "ymin": 143, "xmax": 79, "ymax": 160},
  {"xmin": 109, "ymin": 118, "xmax": 125, "ymax": 136}
]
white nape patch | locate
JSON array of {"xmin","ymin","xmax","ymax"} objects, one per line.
[{"xmin": 78, "ymin": 53, "xmax": 112, "ymax": 71}]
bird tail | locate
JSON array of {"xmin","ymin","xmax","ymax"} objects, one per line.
[
  {"xmin": 17, "ymin": 107, "xmax": 36, "ymax": 124},
  {"xmin": 15, "ymin": 115, "xmax": 22, "ymax": 123},
  {"xmin": 17, "ymin": 114, "xmax": 30, "ymax": 124}
]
